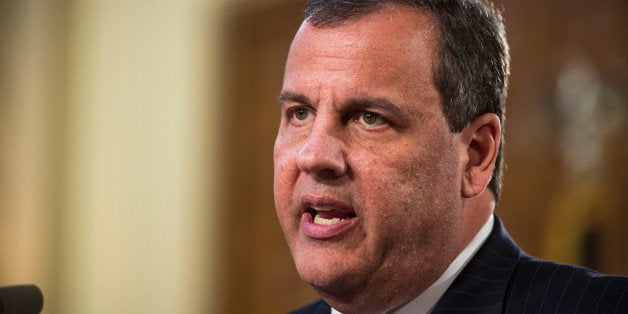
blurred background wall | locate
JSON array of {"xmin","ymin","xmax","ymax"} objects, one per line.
[{"xmin": 0, "ymin": 0, "xmax": 625, "ymax": 313}]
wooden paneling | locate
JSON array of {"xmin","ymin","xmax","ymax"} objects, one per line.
[
  {"xmin": 218, "ymin": 1, "xmax": 317, "ymax": 313},
  {"xmin": 496, "ymin": 0, "xmax": 628, "ymax": 275}
]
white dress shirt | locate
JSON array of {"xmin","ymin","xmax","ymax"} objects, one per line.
[{"xmin": 332, "ymin": 215, "xmax": 494, "ymax": 314}]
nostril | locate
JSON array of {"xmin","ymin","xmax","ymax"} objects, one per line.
[{"xmin": 318, "ymin": 168, "xmax": 343, "ymax": 180}]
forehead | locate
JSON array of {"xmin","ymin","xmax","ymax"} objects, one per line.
[{"xmin": 285, "ymin": 5, "xmax": 438, "ymax": 94}]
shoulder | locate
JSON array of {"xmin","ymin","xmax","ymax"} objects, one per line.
[
  {"xmin": 290, "ymin": 299, "xmax": 330, "ymax": 314},
  {"xmin": 505, "ymin": 256, "xmax": 628, "ymax": 313},
  {"xmin": 469, "ymin": 216, "xmax": 627, "ymax": 312}
]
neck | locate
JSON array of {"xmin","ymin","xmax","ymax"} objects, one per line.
[{"xmin": 458, "ymin": 191, "xmax": 495, "ymax": 253}]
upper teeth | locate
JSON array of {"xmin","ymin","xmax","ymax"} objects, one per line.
[{"xmin": 312, "ymin": 205, "xmax": 333, "ymax": 212}]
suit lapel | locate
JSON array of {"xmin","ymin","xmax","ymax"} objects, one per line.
[{"xmin": 432, "ymin": 216, "xmax": 524, "ymax": 313}]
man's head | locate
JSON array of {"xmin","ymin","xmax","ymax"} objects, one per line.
[{"xmin": 274, "ymin": 1, "xmax": 508, "ymax": 312}]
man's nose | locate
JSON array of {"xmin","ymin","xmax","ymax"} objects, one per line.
[{"xmin": 296, "ymin": 126, "xmax": 347, "ymax": 179}]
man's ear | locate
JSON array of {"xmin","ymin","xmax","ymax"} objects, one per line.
[{"xmin": 460, "ymin": 113, "xmax": 501, "ymax": 198}]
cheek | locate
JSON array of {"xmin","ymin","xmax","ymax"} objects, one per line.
[
  {"xmin": 273, "ymin": 129, "xmax": 306, "ymax": 176},
  {"xmin": 357, "ymin": 148, "xmax": 432, "ymax": 195},
  {"xmin": 273, "ymin": 141, "xmax": 300, "ymax": 218},
  {"xmin": 273, "ymin": 137, "xmax": 296, "ymax": 181},
  {"xmin": 355, "ymin": 144, "xmax": 459, "ymax": 220},
  {"xmin": 353, "ymin": 154, "xmax": 424, "ymax": 226}
]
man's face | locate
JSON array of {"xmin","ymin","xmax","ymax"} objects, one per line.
[{"xmin": 274, "ymin": 6, "xmax": 467, "ymax": 306}]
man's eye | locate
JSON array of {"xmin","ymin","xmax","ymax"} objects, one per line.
[
  {"xmin": 287, "ymin": 107, "xmax": 312, "ymax": 124},
  {"xmin": 294, "ymin": 108, "xmax": 310, "ymax": 120},
  {"xmin": 359, "ymin": 112, "xmax": 385, "ymax": 126}
]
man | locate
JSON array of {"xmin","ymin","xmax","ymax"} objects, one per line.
[{"xmin": 273, "ymin": 0, "xmax": 627, "ymax": 313}]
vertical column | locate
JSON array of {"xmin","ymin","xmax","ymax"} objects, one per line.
[{"xmin": 59, "ymin": 0, "xmax": 221, "ymax": 313}]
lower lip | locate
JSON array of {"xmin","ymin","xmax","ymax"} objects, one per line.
[{"xmin": 300, "ymin": 212, "xmax": 358, "ymax": 239}]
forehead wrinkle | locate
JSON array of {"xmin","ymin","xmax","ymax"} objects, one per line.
[
  {"xmin": 291, "ymin": 36, "xmax": 368, "ymax": 72},
  {"xmin": 303, "ymin": 53, "xmax": 367, "ymax": 65}
]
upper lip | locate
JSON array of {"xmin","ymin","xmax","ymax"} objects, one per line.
[{"xmin": 301, "ymin": 194, "xmax": 355, "ymax": 215}]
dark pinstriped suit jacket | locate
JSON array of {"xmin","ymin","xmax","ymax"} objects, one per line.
[{"xmin": 292, "ymin": 216, "xmax": 628, "ymax": 313}]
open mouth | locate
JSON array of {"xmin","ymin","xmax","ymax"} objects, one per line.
[
  {"xmin": 300, "ymin": 195, "xmax": 359, "ymax": 239},
  {"xmin": 307, "ymin": 205, "xmax": 357, "ymax": 226}
]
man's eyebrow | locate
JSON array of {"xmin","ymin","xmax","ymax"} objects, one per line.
[
  {"xmin": 344, "ymin": 97, "xmax": 406, "ymax": 117},
  {"xmin": 278, "ymin": 92, "xmax": 312, "ymax": 108}
]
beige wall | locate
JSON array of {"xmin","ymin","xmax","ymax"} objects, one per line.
[{"xmin": 1, "ymin": 0, "xmax": 228, "ymax": 312}]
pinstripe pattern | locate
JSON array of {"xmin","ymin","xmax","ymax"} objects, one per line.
[
  {"xmin": 433, "ymin": 216, "xmax": 628, "ymax": 313},
  {"xmin": 291, "ymin": 216, "xmax": 628, "ymax": 313}
]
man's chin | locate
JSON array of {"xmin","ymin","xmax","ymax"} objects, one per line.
[
  {"xmin": 301, "ymin": 270, "xmax": 389, "ymax": 314},
  {"xmin": 295, "ymin": 259, "xmax": 370, "ymax": 298},
  {"xmin": 289, "ymin": 230, "xmax": 374, "ymax": 295}
]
